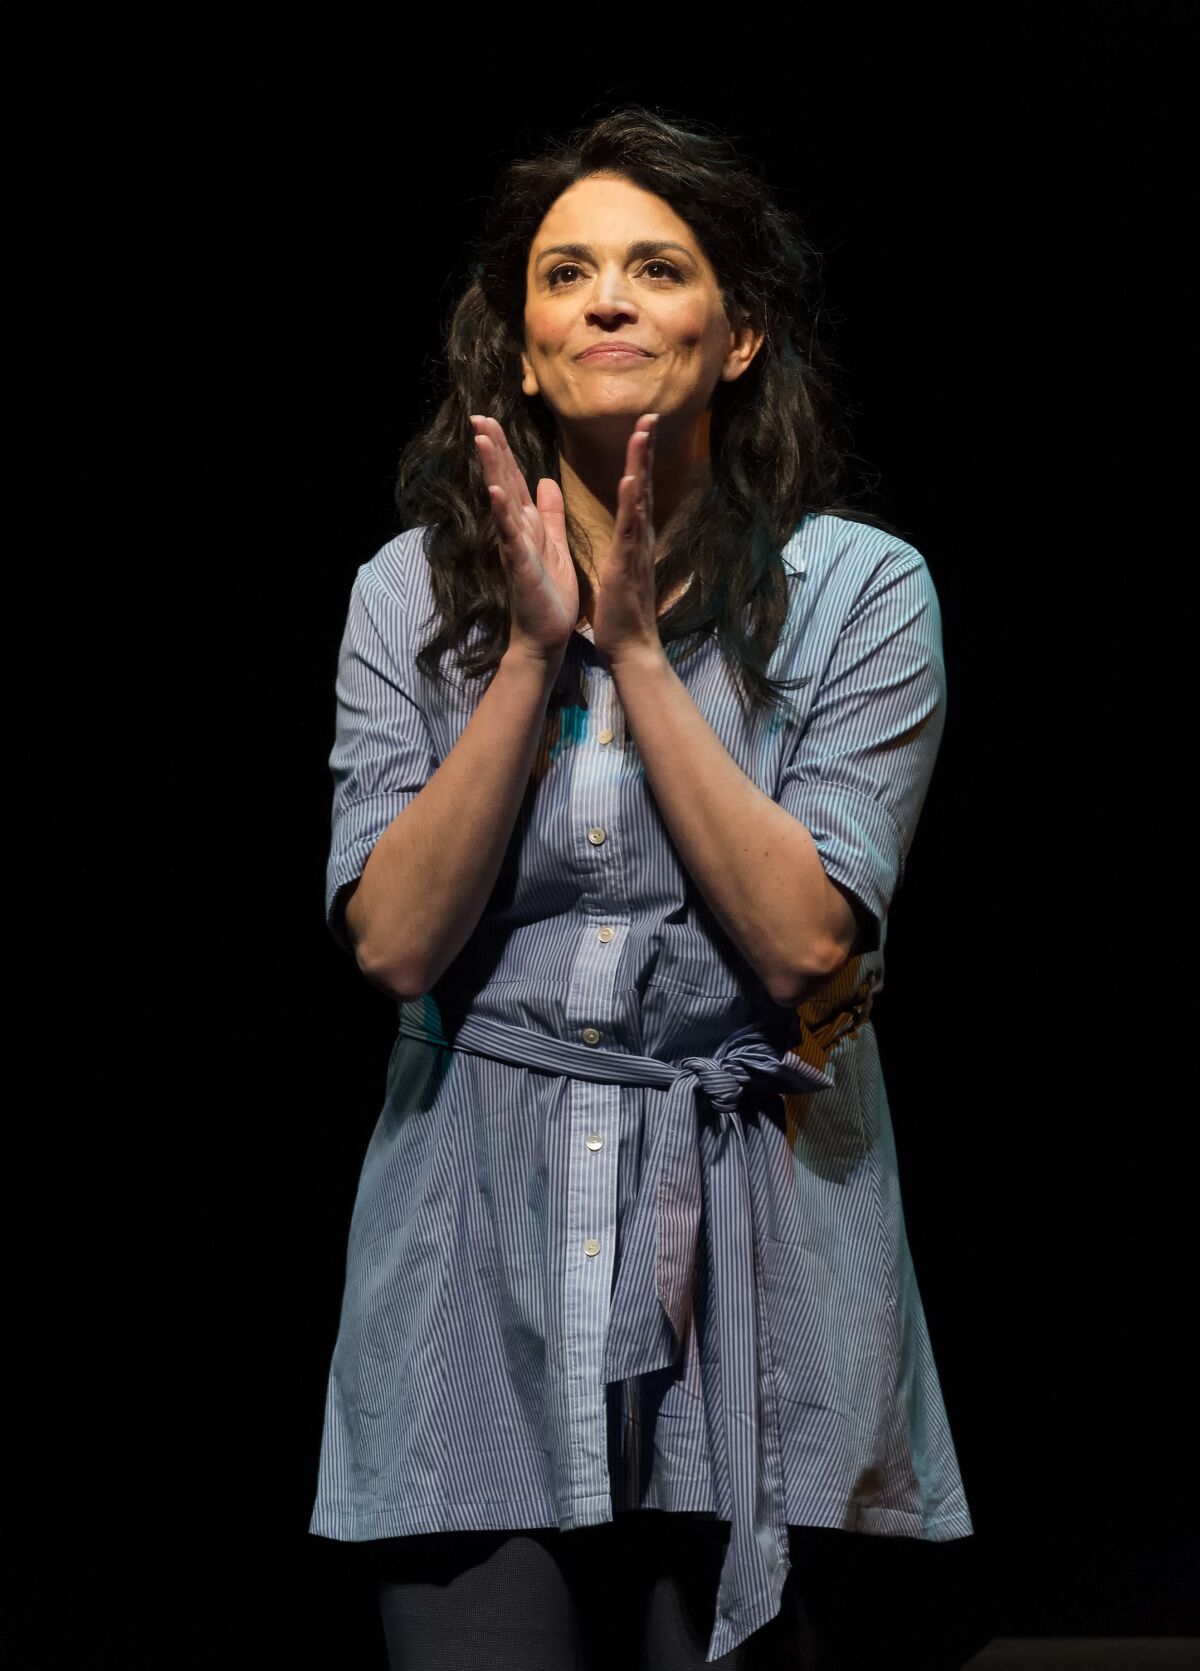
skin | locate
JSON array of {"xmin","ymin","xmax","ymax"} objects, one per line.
[
  {"xmin": 469, "ymin": 171, "xmax": 764, "ymax": 650},
  {"xmin": 464, "ymin": 172, "xmax": 860, "ymax": 1000},
  {"xmin": 517, "ymin": 171, "xmax": 762, "ymax": 611}
]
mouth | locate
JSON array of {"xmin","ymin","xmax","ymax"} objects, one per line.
[{"xmin": 576, "ymin": 345, "xmax": 654, "ymax": 362}]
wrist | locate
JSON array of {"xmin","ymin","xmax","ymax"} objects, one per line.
[
  {"xmin": 607, "ymin": 639, "xmax": 671, "ymax": 682},
  {"xmin": 500, "ymin": 642, "xmax": 567, "ymax": 688}
]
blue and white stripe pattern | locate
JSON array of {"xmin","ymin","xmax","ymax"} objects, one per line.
[{"xmin": 308, "ymin": 514, "xmax": 975, "ymax": 1662}]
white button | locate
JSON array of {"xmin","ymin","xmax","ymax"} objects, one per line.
[
  {"xmin": 597, "ymin": 925, "xmax": 615, "ymax": 943},
  {"xmin": 581, "ymin": 1026, "xmax": 601, "ymax": 1045},
  {"xmin": 584, "ymin": 1237, "xmax": 601, "ymax": 1257},
  {"xmin": 587, "ymin": 826, "xmax": 606, "ymax": 845},
  {"xmin": 586, "ymin": 1133, "xmax": 603, "ymax": 1151},
  {"xmin": 597, "ymin": 728, "xmax": 614, "ymax": 745}
]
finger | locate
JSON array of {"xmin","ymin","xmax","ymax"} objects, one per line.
[
  {"xmin": 623, "ymin": 421, "xmax": 646, "ymax": 478},
  {"xmin": 486, "ymin": 416, "xmax": 535, "ymax": 511},
  {"xmin": 617, "ymin": 472, "xmax": 643, "ymax": 547},
  {"xmin": 619, "ymin": 440, "xmax": 645, "ymax": 524},
  {"xmin": 536, "ymin": 473, "xmax": 567, "ymax": 532},
  {"xmin": 625, "ymin": 439, "xmax": 652, "ymax": 521},
  {"xmin": 476, "ymin": 434, "xmax": 539, "ymax": 550},
  {"xmin": 473, "ymin": 431, "xmax": 503, "ymax": 496},
  {"xmin": 626, "ymin": 415, "xmax": 657, "ymax": 495},
  {"xmin": 472, "ymin": 429, "xmax": 513, "ymax": 505},
  {"xmin": 641, "ymin": 415, "xmax": 658, "ymax": 521},
  {"xmin": 470, "ymin": 416, "xmax": 532, "ymax": 514},
  {"xmin": 487, "ymin": 484, "xmax": 529, "ymax": 560}
]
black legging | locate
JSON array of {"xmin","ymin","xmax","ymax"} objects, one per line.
[{"xmin": 371, "ymin": 1510, "xmax": 984, "ymax": 1670}]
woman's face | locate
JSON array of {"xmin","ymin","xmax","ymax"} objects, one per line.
[{"xmin": 521, "ymin": 173, "xmax": 761, "ymax": 438}]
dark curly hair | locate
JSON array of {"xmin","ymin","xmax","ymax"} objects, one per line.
[{"xmin": 395, "ymin": 104, "xmax": 899, "ymax": 715}]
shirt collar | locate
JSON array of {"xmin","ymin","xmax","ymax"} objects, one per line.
[{"xmin": 574, "ymin": 535, "xmax": 807, "ymax": 642}]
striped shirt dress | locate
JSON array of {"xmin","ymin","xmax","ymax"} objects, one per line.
[{"xmin": 307, "ymin": 512, "xmax": 975, "ymax": 1662}]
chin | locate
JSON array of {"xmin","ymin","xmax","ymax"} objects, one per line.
[
  {"xmin": 567, "ymin": 393, "xmax": 660, "ymax": 420},
  {"xmin": 566, "ymin": 410, "xmax": 654, "ymax": 441}
]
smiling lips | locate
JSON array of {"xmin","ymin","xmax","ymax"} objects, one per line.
[{"xmin": 577, "ymin": 344, "xmax": 653, "ymax": 360}]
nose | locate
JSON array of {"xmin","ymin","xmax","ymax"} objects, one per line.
[{"xmin": 585, "ymin": 262, "xmax": 638, "ymax": 326}]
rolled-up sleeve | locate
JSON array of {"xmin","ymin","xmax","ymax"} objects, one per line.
[
  {"xmin": 775, "ymin": 551, "xmax": 946, "ymax": 947},
  {"xmin": 325, "ymin": 556, "xmax": 439, "ymax": 953}
]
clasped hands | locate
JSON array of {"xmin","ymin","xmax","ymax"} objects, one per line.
[{"xmin": 469, "ymin": 412, "xmax": 665, "ymax": 671}]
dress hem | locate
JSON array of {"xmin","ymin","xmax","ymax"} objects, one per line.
[{"xmin": 308, "ymin": 1494, "xmax": 974, "ymax": 1544}]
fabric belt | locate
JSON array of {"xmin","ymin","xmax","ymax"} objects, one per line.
[{"xmin": 395, "ymin": 981, "xmax": 873, "ymax": 1663}]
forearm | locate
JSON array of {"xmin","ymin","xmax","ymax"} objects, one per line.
[
  {"xmin": 610, "ymin": 645, "xmax": 852, "ymax": 1004},
  {"xmin": 345, "ymin": 647, "xmax": 562, "ymax": 997}
]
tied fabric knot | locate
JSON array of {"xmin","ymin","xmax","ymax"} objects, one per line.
[
  {"xmin": 681, "ymin": 1024, "xmax": 811, "ymax": 1116},
  {"xmin": 678, "ymin": 1054, "xmax": 747, "ymax": 1120}
]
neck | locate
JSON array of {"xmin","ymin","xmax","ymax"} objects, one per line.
[{"xmin": 556, "ymin": 409, "xmax": 712, "ymax": 590}]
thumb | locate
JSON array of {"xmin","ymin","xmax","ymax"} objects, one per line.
[
  {"xmin": 536, "ymin": 476, "xmax": 565, "ymax": 520},
  {"xmin": 536, "ymin": 476, "xmax": 569, "ymax": 553}
]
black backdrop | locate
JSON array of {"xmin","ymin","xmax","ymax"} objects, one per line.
[{"xmin": 15, "ymin": 6, "xmax": 1195, "ymax": 1667}]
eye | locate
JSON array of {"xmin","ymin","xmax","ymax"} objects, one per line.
[{"xmin": 545, "ymin": 258, "xmax": 684, "ymax": 289}]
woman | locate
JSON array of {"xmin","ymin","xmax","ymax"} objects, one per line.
[{"xmin": 308, "ymin": 107, "xmax": 977, "ymax": 1670}]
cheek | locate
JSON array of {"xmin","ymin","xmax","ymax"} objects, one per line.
[
  {"xmin": 665, "ymin": 301, "xmax": 724, "ymax": 357},
  {"xmin": 525, "ymin": 309, "xmax": 568, "ymax": 357}
]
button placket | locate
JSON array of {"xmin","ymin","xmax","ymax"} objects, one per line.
[{"xmin": 560, "ymin": 656, "xmax": 624, "ymax": 1512}]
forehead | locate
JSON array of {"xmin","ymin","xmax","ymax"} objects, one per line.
[{"xmin": 529, "ymin": 174, "xmax": 703, "ymax": 260}]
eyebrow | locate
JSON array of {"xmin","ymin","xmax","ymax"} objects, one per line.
[{"xmin": 534, "ymin": 240, "xmax": 696, "ymax": 268}]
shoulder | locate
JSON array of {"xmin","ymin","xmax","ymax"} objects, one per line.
[
  {"xmin": 781, "ymin": 512, "xmax": 934, "ymax": 595},
  {"xmin": 353, "ymin": 525, "xmax": 435, "ymax": 612},
  {"xmin": 336, "ymin": 528, "xmax": 437, "ymax": 671}
]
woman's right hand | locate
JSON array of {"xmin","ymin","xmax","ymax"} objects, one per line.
[{"xmin": 470, "ymin": 415, "xmax": 579, "ymax": 664}]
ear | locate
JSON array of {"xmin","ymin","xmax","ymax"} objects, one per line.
[
  {"xmin": 719, "ymin": 311, "xmax": 766, "ymax": 384},
  {"xmin": 521, "ymin": 349, "xmax": 540, "ymax": 398}
]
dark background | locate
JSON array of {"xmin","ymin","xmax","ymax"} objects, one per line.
[{"xmin": 15, "ymin": 5, "xmax": 1194, "ymax": 1667}]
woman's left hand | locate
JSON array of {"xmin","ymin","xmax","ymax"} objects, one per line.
[{"xmin": 591, "ymin": 413, "xmax": 667, "ymax": 669}]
